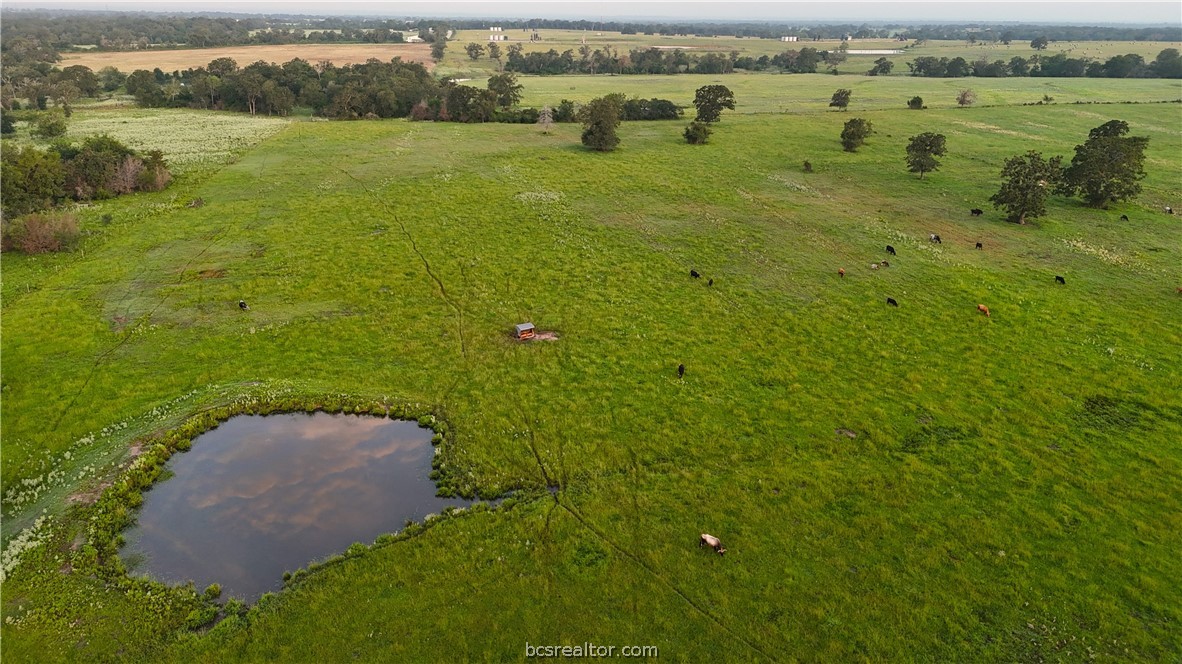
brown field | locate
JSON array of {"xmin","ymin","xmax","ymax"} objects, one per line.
[{"xmin": 59, "ymin": 43, "xmax": 433, "ymax": 72}]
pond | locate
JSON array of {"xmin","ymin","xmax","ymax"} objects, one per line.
[{"xmin": 122, "ymin": 412, "xmax": 473, "ymax": 600}]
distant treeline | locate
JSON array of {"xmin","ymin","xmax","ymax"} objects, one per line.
[
  {"xmin": 908, "ymin": 51, "xmax": 1182, "ymax": 78},
  {"xmin": 1, "ymin": 10, "xmax": 1179, "ymax": 54},
  {"xmin": 502, "ymin": 45, "xmax": 1181, "ymax": 78}
]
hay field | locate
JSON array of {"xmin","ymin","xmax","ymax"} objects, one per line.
[{"xmin": 58, "ymin": 43, "xmax": 433, "ymax": 71}]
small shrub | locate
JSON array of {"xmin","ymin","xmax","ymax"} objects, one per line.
[
  {"xmin": 204, "ymin": 583, "xmax": 221, "ymax": 600},
  {"xmin": 683, "ymin": 121, "xmax": 712, "ymax": 145},
  {"xmin": 184, "ymin": 606, "xmax": 218, "ymax": 630},
  {"xmin": 802, "ymin": 160, "xmax": 813, "ymax": 173},
  {"xmin": 33, "ymin": 112, "xmax": 67, "ymax": 138},
  {"xmin": 1, "ymin": 212, "xmax": 80, "ymax": 254},
  {"xmin": 908, "ymin": 96, "xmax": 925, "ymax": 110}
]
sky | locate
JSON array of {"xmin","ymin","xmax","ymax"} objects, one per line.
[{"xmin": 2, "ymin": 1, "xmax": 1180, "ymax": 25}]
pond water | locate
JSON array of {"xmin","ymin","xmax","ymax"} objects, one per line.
[{"xmin": 122, "ymin": 413, "xmax": 472, "ymax": 600}]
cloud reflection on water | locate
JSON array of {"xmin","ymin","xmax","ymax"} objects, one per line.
[{"xmin": 125, "ymin": 413, "xmax": 468, "ymax": 599}]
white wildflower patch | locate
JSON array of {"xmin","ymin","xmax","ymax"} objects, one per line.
[
  {"xmin": 1060, "ymin": 237, "xmax": 1151, "ymax": 271},
  {"xmin": 514, "ymin": 191, "xmax": 564, "ymax": 204},
  {"xmin": 13, "ymin": 109, "xmax": 288, "ymax": 176},
  {"xmin": 766, "ymin": 173, "xmax": 816, "ymax": 194},
  {"xmin": 1, "ymin": 516, "xmax": 51, "ymax": 583}
]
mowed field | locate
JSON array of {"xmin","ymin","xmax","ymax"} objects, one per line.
[
  {"xmin": 58, "ymin": 43, "xmax": 434, "ymax": 71},
  {"xmin": 2, "ymin": 75, "xmax": 1181, "ymax": 661}
]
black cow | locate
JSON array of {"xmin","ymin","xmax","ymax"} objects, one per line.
[
  {"xmin": 678, "ymin": 363, "xmax": 685, "ymax": 379},
  {"xmin": 690, "ymin": 270, "xmax": 701, "ymax": 278},
  {"xmin": 238, "ymin": 300, "xmax": 249, "ymax": 310},
  {"xmin": 971, "ymin": 208, "xmax": 983, "ymax": 217},
  {"xmin": 886, "ymin": 245, "xmax": 896, "ymax": 256},
  {"xmin": 1055, "ymin": 276, "xmax": 1066, "ymax": 285},
  {"xmin": 1119, "ymin": 214, "xmax": 1129, "ymax": 222},
  {"xmin": 975, "ymin": 242, "xmax": 983, "ymax": 249},
  {"xmin": 886, "ymin": 297, "xmax": 898, "ymax": 307},
  {"xmin": 929, "ymin": 234, "xmax": 942, "ymax": 244},
  {"xmin": 708, "ymin": 278, "xmax": 713, "ymax": 287},
  {"xmin": 1166, "ymin": 206, "xmax": 1174, "ymax": 215}
]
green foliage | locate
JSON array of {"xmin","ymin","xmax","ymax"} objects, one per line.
[
  {"xmin": 620, "ymin": 98, "xmax": 682, "ymax": 121},
  {"xmin": 486, "ymin": 72, "xmax": 524, "ymax": 110},
  {"xmin": 579, "ymin": 94, "xmax": 623, "ymax": 151},
  {"xmin": 1031, "ymin": 36, "xmax": 1050, "ymax": 50},
  {"xmin": 829, "ymin": 88, "xmax": 852, "ymax": 110},
  {"xmin": 905, "ymin": 132, "xmax": 947, "ymax": 178},
  {"xmin": 692, "ymin": 84, "xmax": 735, "ymax": 123},
  {"xmin": 1058, "ymin": 120, "xmax": 1148, "ymax": 207},
  {"xmin": 33, "ymin": 111, "xmax": 67, "ymax": 138},
  {"xmin": 184, "ymin": 606, "xmax": 218, "ymax": 631},
  {"xmin": 1, "ymin": 112, "xmax": 15, "ymax": 134},
  {"xmin": 989, "ymin": 150, "xmax": 1063, "ymax": 223},
  {"xmin": 464, "ymin": 42, "xmax": 485, "ymax": 60},
  {"xmin": 908, "ymin": 96, "xmax": 925, "ymax": 110},
  {"xmin": 683, "ymin": 121, "xmax": 712, "ymax": 145},
  {"xmin": 0, "ymin": 146, "xmax": 64, "ymax": 215},
  {"xmin": 203, "ymin": 584, "xmax": 222, "ymax": 600},
  {"xmin": 840, "ymin": 117, "xmax": 873, "ymax": 152},
  {"xmin": 956, "ymin": 88, "xmax": 977, "ymax": 107},
  {"xmin": 868, "ymin": 57, "xmax": 894, "ymax": 76},
  {"xmin": 430, "ymin": 40, "xmax": 447, "ymax": 62}
]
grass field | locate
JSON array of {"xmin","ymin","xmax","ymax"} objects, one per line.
[
  {"xmin": 57, "ymin": 43, "xmax": 433, "ymax": 72},
  {"xmin": 1, "ymin": 76, "xmax": 1181, "ymax": 661},
  {"xmin": 441, "ymin": 31, "xmax": 1180, "ymax": 77}
]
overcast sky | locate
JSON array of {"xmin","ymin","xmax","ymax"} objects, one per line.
[{"xmin": 3, "ymin": 1, "xmax": 1180, "ymax": 25}]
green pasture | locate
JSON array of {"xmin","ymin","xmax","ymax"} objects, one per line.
[
  {"xmin": 1, "ymin": 78, "xmax": 1181, "ymax": 661},
  {"xmin": 510, "ymin": 72, "xmax": 1182, "ymax": 113}
]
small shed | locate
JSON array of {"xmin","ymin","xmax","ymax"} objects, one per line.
[{"xmin": 514, "ymin": 323, "xmax": 536, "ymax": 340}]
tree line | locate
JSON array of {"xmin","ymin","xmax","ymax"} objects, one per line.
[
  {"xmin": 907, "ymin": 49, "xmax": 1182, "ymax": 78},
  {"xmin": 3, "ymin": 10, "xmax": 1178, "ymax": 52}
]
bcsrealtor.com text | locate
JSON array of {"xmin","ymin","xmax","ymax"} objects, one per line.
[{"xmin": 526, "ymin": 642, "xmax": 658, "ymax": 658}]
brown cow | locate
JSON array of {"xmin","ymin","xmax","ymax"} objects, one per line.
[
  {"xmin": 699, "ymin": 533, "xmax": 727, "ymax": 555},
  {"xmin": 839, "ymin": 268, "xmax": 846, "ymax": 278},
  {"xmin": 977, "ymin": 304, "xmax": 990, "ymax": 317}
]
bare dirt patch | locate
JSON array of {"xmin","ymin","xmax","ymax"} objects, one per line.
[
  {"xmin": 197, "ymin": 268, "xmax": 226, "ymax": 279},
  {"xmin": 835, "ymin": 428, "xmax": 858, "ymax": 438},
  {"xmin": 67, "ymin": 482, "xmax": 111, "ymax": 506},
  {"xmin": 60, "ymin": 43, "xmax": 433, "ymax": 71}
]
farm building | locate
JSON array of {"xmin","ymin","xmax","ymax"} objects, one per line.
[
  {"xmin": 489, "ymin": 34, "xmax": 508, "ymax": 41},
  {"xmin": 490, "ymin": 26, "xmax": 503, "ymax": 32},
  {"xmin": 780, "ymin": 36, "xmax": 799, "ymax": 42}
]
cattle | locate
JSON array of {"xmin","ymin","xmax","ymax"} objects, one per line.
[
  {"xmin": 1120, "ymin": 214, "xmax": 1129, "ymax": 222},
  {"xmin": 839, "ymin": 268, "xmax": 845, "ymax": 278},
  {"xmin": 690, "ymin": 270, "xmax": 701, "ymax": 279},
  {"xmin": 1167, "ymin": 206, "xmax": 1174, "ymax": 215},
  {"xmin": 678, "ymin": 363, "xmax": 685, "ymax": 379},
  {"xmin": 880, "ymin": 260, "xmax": 890, "ymax": 268},
  {"xmin": 975, "ymin": 242, "xmax": 983, "ymax": 249},
  {"xmin": 870, "ymin": 263, "xmax": 879, "ymax": 270},
  {"xmin": 886, "ymin": 297, "xmax": 898, "ymax": 307},
  {"xmin": 708, "ymin": 278, "xmax": 714, "ymax": 287},
  {"xmin": 929, "ymin": 234, "xmax": 942, "ymax": 244},
  {"xmin": 971, "ymin": 208, "xmax": 983, "ymax": 217},
  {"xmin": 238, "ymin": 300, "xmax": 249, "ymax": 310},
  {"xmin": 886, "ymin": 245, "xmax": 897, "ymax": 256},
  {"xmin": 1055, "ymin": 275, "xmax": 1066, "ymax": 285},
  {"xmin": 699, "ymin": 533, "xmax": 726, "ymax": 555},
  {"xmin": 977, "ymin": 304, "xmax": 990, "ymax": 317}
]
